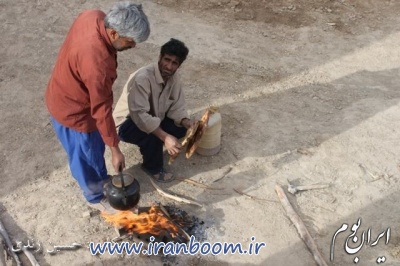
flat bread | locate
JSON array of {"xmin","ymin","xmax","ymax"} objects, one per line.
[
  {"xmin": 168, "ymin": 122, "xmax": 198, "ymax": 165},
  {"xmin": 185, "ymin": 108, "xmax": 212, "ymax": 159},
  {"xmin": 168, "ymin": 107, "xmax": 216, "ymax": 164}
]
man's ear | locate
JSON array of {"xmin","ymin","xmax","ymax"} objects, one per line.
[{"xmin": 108, "ymin": 29, "xmax": 120, "ymax": 42}]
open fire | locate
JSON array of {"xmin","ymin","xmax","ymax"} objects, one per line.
[{"xmin": 102, "ymin": 205, "xmax": 192, "ymax": 243}]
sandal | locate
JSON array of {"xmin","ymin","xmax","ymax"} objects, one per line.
[{"xmin": 141, "ymin": 166, "xmax": 175, "ymax": 183}]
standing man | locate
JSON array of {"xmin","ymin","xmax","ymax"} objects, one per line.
[
  {"xmin": 115, "ymin": 39, "xmax": 194, "ymax": 182},
  {"xmin": 45, "ymin": 2, "xmax": 150, "ymax": 213}
]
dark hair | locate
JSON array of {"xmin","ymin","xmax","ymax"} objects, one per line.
[{"xmin": 160, "ymin": 38, "xmax": 189, "ymax": 64}]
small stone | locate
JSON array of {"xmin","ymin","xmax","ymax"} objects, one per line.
[{"xmin": 82, "ymin": 211, "xmax": 91, "ymax": 218}]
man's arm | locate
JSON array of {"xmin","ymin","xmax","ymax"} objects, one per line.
[
  {"xmin": 128, "ymin": 76, "xmax": 161, "ymax": 133},
  {"xmin": 167, "ymin": 80, "xmax": 195, "ymax": 132},
  {"xmin": 166, "ymin": 79, "xmax": 190, "ymax": 126},
  {"xmin": 79, "ymin": 47, "xmax": 125, "ymax": 172}
]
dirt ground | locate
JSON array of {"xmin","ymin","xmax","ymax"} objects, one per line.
[{"xmin": 1, "ymin": 0, "xmax": 400, "ymax": 265}]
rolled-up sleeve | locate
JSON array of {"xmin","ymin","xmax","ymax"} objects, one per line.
[
  {"xmin": 167, "ymin": 79, "xmax": 189, "ymax": 125},
  {"xmin": 128, "ymin": 75, "xmax": 161, "ymax": 133}
]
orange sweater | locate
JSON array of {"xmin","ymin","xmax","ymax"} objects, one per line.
[{"xmin": 45, "ymin": 10, "xmax": 119, "ymax": 147}]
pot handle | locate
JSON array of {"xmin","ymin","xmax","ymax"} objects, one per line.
[{"xmin": 118, "ymin": 165, "xmax": 126, "ymax": 190}]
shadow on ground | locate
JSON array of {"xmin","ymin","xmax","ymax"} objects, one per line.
[{"xmin": 126, "ymin": 67, "xmax": 400, "ymax": 207}]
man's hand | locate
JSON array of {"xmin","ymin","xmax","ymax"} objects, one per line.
[
  {"xmin": 164, "ymin": 134, "xmax": 182, "ymax": 156},
  {"xmin": 152, "ymin": 127, "xmax": 182, "ymax": 155},
  {"xmin": 181, "ymin": 118, "xmax": 195, "ymax": 129},
  {"xmin": 110, "ymin": 145, "xmax": 125, "ymax": 172}
]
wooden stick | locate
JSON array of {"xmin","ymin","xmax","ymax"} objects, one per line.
[
  {"xmin": 0, "ymin": 219, "xmax": 21, "ymax": 266},
  {"xmin": 156, "ymin": 206, "xmax": 190, "ymax": 241},
  {"xmin": 294, "ymin": 184, "xmax": 330, "ymax": 191},
  {"xmin": 17, "ymin": 242, "xmax": 40, "ymax": 266},
  {"xmin": 275, "ymin": 184, "xmax": 328, "ymax": 266},
  {"xmin": 175, "ymin": 178, "xmax": 224, "ymax": 190},
  {"xmin": 149, "ymin": 179, "xmax": 203, "ymax": 207},
  {"xmin": 213, "ymin": 167, "xmax": 233, "ymax": 183},
  {"xmin": 233, "ymin": 188, "xmax": 278, "ymax": 203},
  {"xmin": 0, "ymin": 237, "xmax": 6, "ymax": 266},
  {"xmin": 287, "ymin": 183, "xmax": 330, "ymax": 195}
]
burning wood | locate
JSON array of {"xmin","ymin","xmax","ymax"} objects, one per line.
[
  {"xmin": 162, "ymin": 205, "xmax": 205, "ymax": 240},
  {"xmin": 102, "ymin": 205, "xmax": 190, "ymax": 244}
]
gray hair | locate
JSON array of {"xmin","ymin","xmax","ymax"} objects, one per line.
[{"xmin": 104, "ymin": 2, "xmax": 150, "ymax": 43}]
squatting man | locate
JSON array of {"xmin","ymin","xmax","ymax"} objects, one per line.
[{"xmin": 114, "ymin": 38, "xmax": 195, "ymax": 184}]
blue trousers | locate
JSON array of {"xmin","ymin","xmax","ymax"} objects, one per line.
[
  {"xmin": 118, "ymin": 117, "xmax": 187, "ymax": 174},
  {"xmin": 50, "ymin": 117, "xmax": 108, "ymax": 203}
]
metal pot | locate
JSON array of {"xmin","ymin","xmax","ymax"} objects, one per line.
[{"xmin": 104, "ymin": 171, "xmax": 140, "ymax": 211}]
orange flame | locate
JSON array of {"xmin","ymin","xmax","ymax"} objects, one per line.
[{"xmin": 102, "ymin": 206, "xmax": 181, "ymax": 237}]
